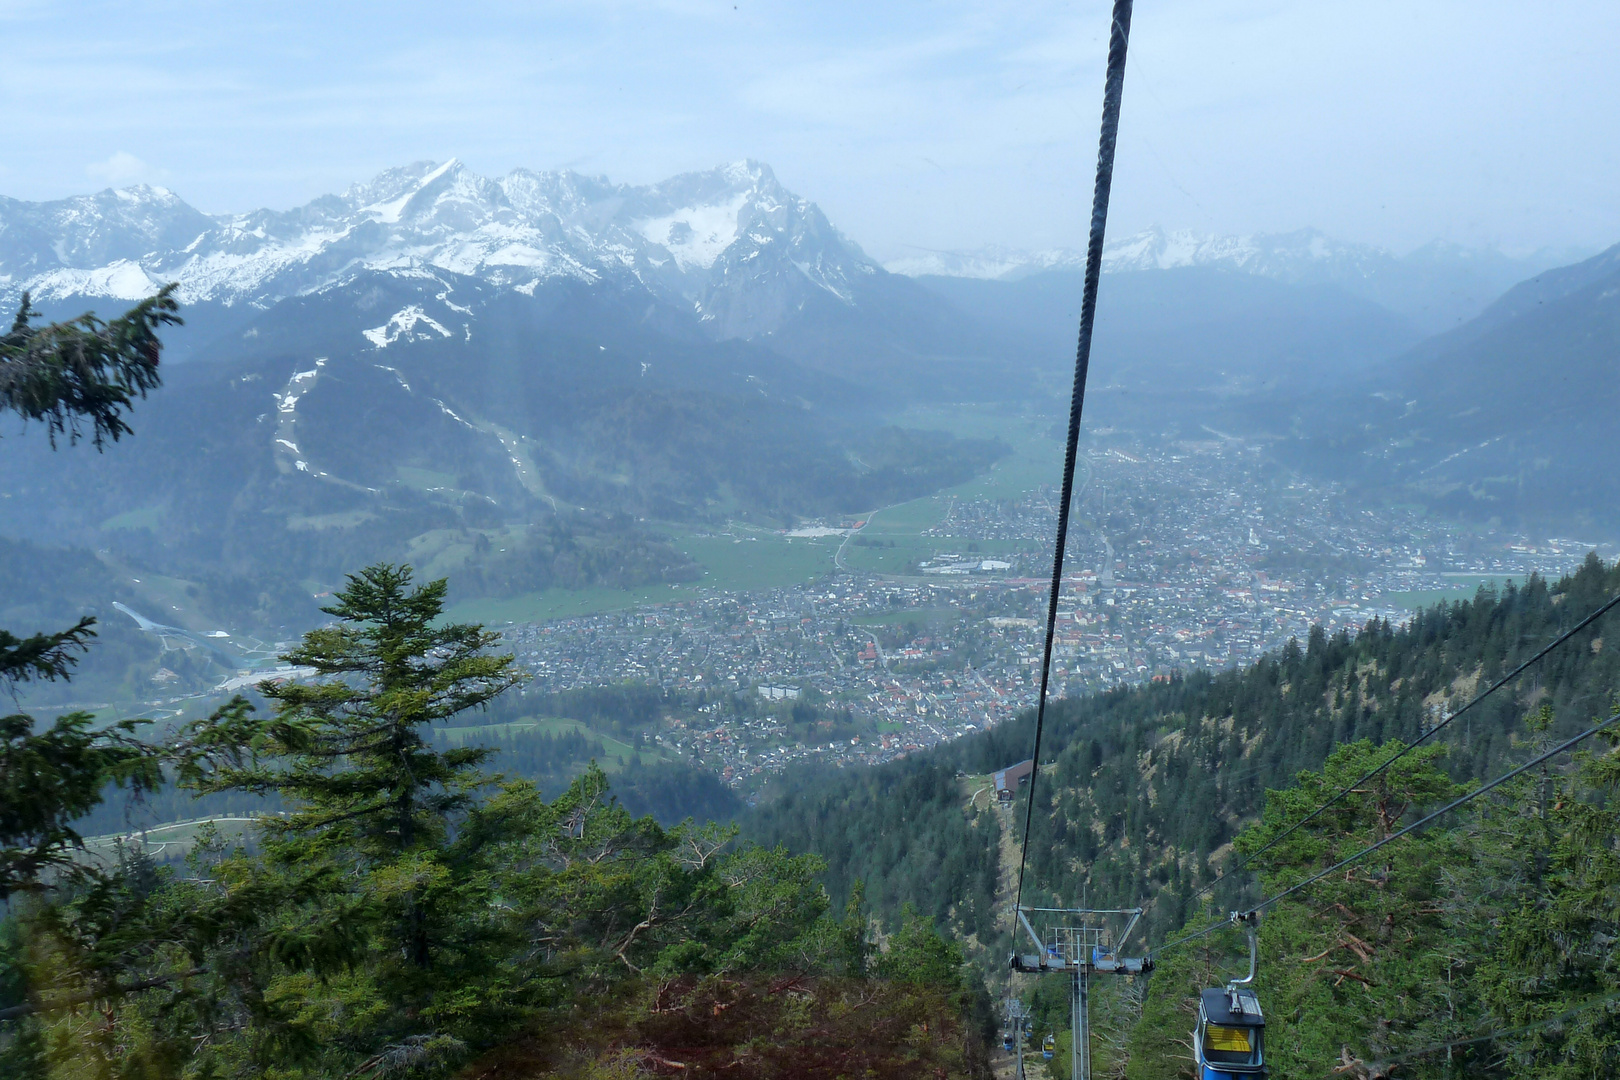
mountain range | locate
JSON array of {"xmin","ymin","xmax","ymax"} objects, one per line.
[
  {"xmin": 3, "ymin": 161, "xmax": 1573, "ymax": 406},
  {"xmin": 2, "ymin": 159, "xmax": 1617, "ymax": 637},
  {"xmin": 897, "ymin": 228, "xmax": 1620, "ymax": 532},
  {"xmin": 4, "ymin": 159, "xmax": 862, "ymax": 320},
  {"xmin": 0, "ymin": 161, "xmax": 1021, "ymax": 634},
  {"xmin": 889, "ymin": 227, "xmax": 1584, "ymax": 333},
  {"xmin": 1, "ymin": 159, "xmax": 1019, "ymax": 400}
]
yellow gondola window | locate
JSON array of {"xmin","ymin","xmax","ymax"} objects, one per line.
[{"xmin": 1204, "ymin": 1025, "xmax": 1252, "ymax": 1053}]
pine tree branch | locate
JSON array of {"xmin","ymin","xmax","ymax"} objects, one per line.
[
  {"xmin": 0, "ymin": 617, "xmax": 96, "ymax": 690},
  {"xmin": 0, "ymin": 285, "xmax": 180, "ymax": 447}
]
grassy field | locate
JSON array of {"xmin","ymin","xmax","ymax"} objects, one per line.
[
  {"xmin": 100, "ymin": 504, "xmax": 165, "ymax": 531},
  {"xmin": 79, "ymin": 815, "xmax": 258, "ymax": 863},
  {"xmin": 405, "ymin": 524, "xmax": 543, "ymax": 581},
  {"xmin": 446, "ymin": 525, "xmax": 843, "ymax": 625},
  {"xmin": 447, "ymin": 584, "xmax": 688, "ymax": 625},
  {"xmin": 1385, "ymin": 576, "xmax": 1524, "ymax": 612},
  {"xmin": 396, "ymin": 465, "xmax": 459, "ymax": 490},
  {"xmin": 679, "ymin": 531, "xmax": 839, "ymax": 590},
  {"xmin": 892, "ymin": 405, "xmax": 1068, "ymax": 501},
  {"xmin": 449, "ymin": 406, "xmax": 1067, "ymax": 622},
  {"xmin": 836, "ymin": 408, "xmax": 1066, "ymax": 575},
  {"xmin": 1384, "ymin": 588, "xmax": 1482, "ymax": 612}
]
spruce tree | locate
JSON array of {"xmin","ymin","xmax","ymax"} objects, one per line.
[
  {"xmin": 187, "ymin": 563, "xmax": 523, "ymax": 969},
  {"xmin": 0, "ymin": 286, "xmax": 177, "ymax": 450}
]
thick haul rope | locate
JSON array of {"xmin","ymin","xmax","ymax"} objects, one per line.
[{"xmin": 1014, "ymin": 0, "xmax": 1135, "ymax": 914}]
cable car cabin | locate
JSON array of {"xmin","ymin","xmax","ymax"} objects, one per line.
[
  {"xmin": 1194, "ymin": 987, "xmax": 1264, "ymax": 1079},
  {"xmin": 1002, "ymin": 1031, "xmax": 1016, "ymax": 1053},
  {"xmin": 1042, "ymin": 1034, "xmax": 1056, "ymax": 1060}
]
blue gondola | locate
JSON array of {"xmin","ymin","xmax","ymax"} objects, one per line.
[
  {"xmin": 1002, "ymin": 1031, "xmax": 1016, "ymax": 1053},
  {"xmin": 1193, "ymin": 913, "xmax": 1265, "ymax": 1079},
  {"xmin": 1194, "ymin": 986, "xmax": 1265, "ymax": 1079},
  {"xmin": 1042, "ymin": 1033, "xmax": 1056, "ymax": 1060}
]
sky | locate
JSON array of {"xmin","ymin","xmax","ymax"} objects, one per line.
[{"xmin": 1, "ymin": 0, "xmax": 1616, "ymax": 261}]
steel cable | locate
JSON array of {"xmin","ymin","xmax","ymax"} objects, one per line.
[
  {"xmin": 1013, "ymin": 0, "xmax": 1135, "ymax": 914},
  {"xmin": 1151, "ymin": 704, "xmax": 1620, "ymax": 958}
]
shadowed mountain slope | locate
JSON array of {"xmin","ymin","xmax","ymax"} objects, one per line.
[{"xmin": 1283, "ymin": 241, "xmax": 1620, "ymax": 533}]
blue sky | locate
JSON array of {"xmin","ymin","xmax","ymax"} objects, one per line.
[{"xmin": 2, "ymin": 0, "xmax": 1616, "ymax": 259}]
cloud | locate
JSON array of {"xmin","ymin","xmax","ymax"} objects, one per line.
[{"xmin": 85, "ymin": 151, "xmax": 161, "ymax": 187}]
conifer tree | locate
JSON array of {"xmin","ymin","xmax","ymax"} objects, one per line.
[{"xmin": 186, "ymin": 563, "xmax": 524, "ymax": 969}]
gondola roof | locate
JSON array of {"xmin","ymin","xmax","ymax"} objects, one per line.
[{"xmin": 1200, "ymin": 987, "xmax": 1265, "ymax": 1027}]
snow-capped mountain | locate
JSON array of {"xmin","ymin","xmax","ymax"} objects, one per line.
[
  {"xmin": 882, "ymin": 246, "xmax": 1086, "ymax": 281},
  {"xmin": 887, "ymin": 226, "xmax": 1548, "ymax": 282},
  {"xmin": 1102, "ymin": 226, "xmax": 1384, "ymax": 279},
  {"xmin": 894, "ymin": 226, "xmax": 1477, "ymax": 283},
  {"xmin": 884, "ymin": 227, "xmax": 1388, "ymax": 281},
  {"xmin": 0, "ymin": 159, "xmax": 877, "ymax": 340}
]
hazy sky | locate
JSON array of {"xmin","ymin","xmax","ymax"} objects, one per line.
[{"xmin": 2, "ymin": 0, "xmax": 1615, "ymax": 260}]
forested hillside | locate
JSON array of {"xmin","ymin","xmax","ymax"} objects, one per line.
[{"xmin": 745, "ymin": 555, "xmax": 1620, "ymax": 1076}]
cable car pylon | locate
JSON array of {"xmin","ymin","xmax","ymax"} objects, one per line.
[{"xmin": 1010, "ymin": 906, "xmax": 1152, "ymax": 1080}]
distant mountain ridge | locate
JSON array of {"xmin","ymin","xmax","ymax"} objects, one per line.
[
  {"xmin": 1, "ymin": 161, "xmax": 1032, "ymax": 402},
  {"xmin": 889, "ymin": 226, "xmax": 1587, "ymax": 332},
  {"xmin": 1286, "ymin": 239, "xmax": 1620, "ymax": 533},
  {"xmin": 5, "ymin": 166, "xmax": 1578, "ymax": 346}
]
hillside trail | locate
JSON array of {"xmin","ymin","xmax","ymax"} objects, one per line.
[
  {"xmin": 963, "ymin": 775, "xmax": 1029, "ymax": 1000},
  {"xmin": 984, "ymin": 785, "xmax": 1034, "ymax": 1080}
]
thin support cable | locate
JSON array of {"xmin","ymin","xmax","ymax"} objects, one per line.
[
  {"xmin": 1180, "ymin": 588, "xmax": 1620, "ymax": 908},
  {"xmin": 1151, "ymin": 917, "xmax": 1235, "ymax": 956},
  {"xmin": 1348, "ymin": 990, "xmax": 1620, "ymax": 1078},
  {"xmin": 1250, "ymin": 705, "xmax": 1620, "ymax": 914},
  {"xmin": 1151, "ymin": 704, "xmax": 1620, "ymax": 959},
  {"xmin": 1013, "ymin": 0, "xmax": 1135, "ymax": 913}
]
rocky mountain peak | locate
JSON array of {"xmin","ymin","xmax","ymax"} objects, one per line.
[{"xmin": 0, "ymin": 160, "xmax": 879, "ymax": 338}]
